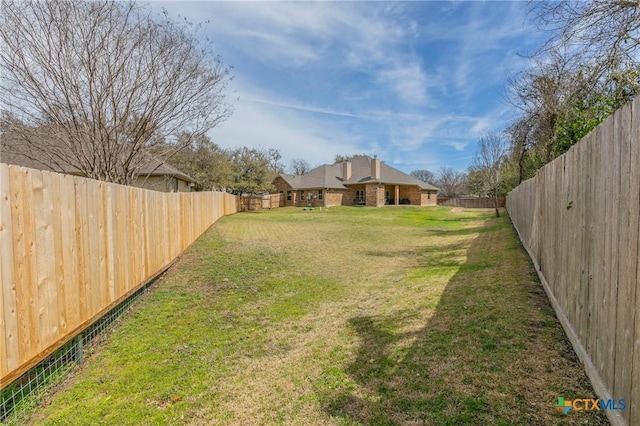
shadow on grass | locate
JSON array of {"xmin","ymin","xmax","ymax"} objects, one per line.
[
  {"xmin": 424, "ymin": 221, "xmax": 507, "ymax": 238},
  {"xmin": 366, "ymin": 240, "xmax": 470, "ymax": 259},
  {"xmin": 320, "ymin": 218, "xmax": 607, "ymax": 425}
]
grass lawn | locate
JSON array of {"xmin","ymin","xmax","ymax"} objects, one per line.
[{"xmin": 28, "ymin": 206, "xmax": 605, "ymax": 425}]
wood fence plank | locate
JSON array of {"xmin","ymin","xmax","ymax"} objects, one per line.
[
  {"xmin": 115, "ymin": 185, "xmax": 126, "ymax": 298},
  {"xmin": 0, "ymin": 164, "xmax": 18, "ymax": 375},
  {"xmin": 575, "ymin": 139, "xmax": 589, "ymax": 345},
  {"xmin": 142, "ymin": 190, "xmax": 150, "ymax": 279},
  {"xmin": 612, "ymin": 103, "xmax": 634, "ymax": 426},
  {"xmin": 47, "ymin": 172, "xmax": 62, "ymax": 343},
  {"xmin": 595, "ymin": 121, "xmax": 610, "ymax": 384},
  {"xmin": 591, "ymin": 124, "xmax": 606, "ymax": 376},
  {"xmin": 568, "ymin": 145, "xmax": 579, "ymax": 341},
  {"xmin": 131, "ymin": 188, "xmax": 143, "ymax": 286},
  {"xmin": 37, "ymin": 171, "xmax": 59, "ymax": 346},
  {"xmin": 558, "ymin": 155, "xmax": 568, "ymax": 315},
  {"xmin": 162, "ymin": 195, "xmax": 170, "ymax": 265},
  {"xmin": 15, "ymin": 168, "xmax": 39, "ymax": 360},
  {"xmin": 104, "ymin": 184, "xmax": 115, "ymax": 303},
  {"xmin": 629, "ymin": 99, "xmax": 640, "ymax": 426},
  {"xmin": 74, "ymin": 177, "xmax": 89, "ymax": 323},
  {"xmin": 603, "ymin": 113, "xmax": 620, "ymax": 393},
  {"xmin": 95, "ymin": 182, "xmax": 109, "ymax": 310},
  {"xmin": 86, "ymin": 180, "xmax": 101, "ymax": 318},
  {"xmin": 60, "ymin": 174, "xmax": 79, "ymax": 331},
  {"xmin": 586, "ymin": 129, "xmax": 601, "ymax": 362},
  {"xmin": 50, "ymin": 172, "xmax": 66, "ymax": 339},
  {"xmin": 537, "ymin": 168, "xmax": 545, "ymax": 275}
]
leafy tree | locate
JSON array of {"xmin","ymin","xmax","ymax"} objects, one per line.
[
  {"xmin": 506, "ymin": 59, "xmax": 640, "ymax": 181},
  {"xmin": 410, "ymin": 169, "xmax": 435, "ymax": 185},
  {"xmin": 0, "ymin": 1, "xmax": 232, "ymax": 185},
  {"xmin": 464, "ymin": 166, "xmax": 487, "ymax": 197},
  {"xmin": 289, "ymin": 158, "xmax": 311, "ymax": 175},
  {"xmin": 333, "ymin": 153, "xmax": 369, "ymax": 163},
  {"xmin": 503, "ymin": 0, "xmax": 640, "ymax": 183},
  {"xmin": 554, "ymin": 65, "xmax": 640, "ymax": 155},
  {"xmin": 227, "ymin": 147, "xmax": 274, "ymax": 195},
  {"xmin": 159, "ymin": 133, "xmax": 233, "ymax": 191}
]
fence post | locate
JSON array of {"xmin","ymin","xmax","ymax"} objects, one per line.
[{"xmin": 73, "ymin": 333, "xmax": 83, "ymax": 365}]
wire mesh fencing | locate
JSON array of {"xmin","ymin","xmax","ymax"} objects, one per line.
[{"xmin": 0, "ymin": 279, "xmax": 156, "ymax": 425}]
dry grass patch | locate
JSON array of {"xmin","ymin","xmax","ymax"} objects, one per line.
[{"xmin": 27, "ymin": 207, "xmax": 605, "ymax": 425}]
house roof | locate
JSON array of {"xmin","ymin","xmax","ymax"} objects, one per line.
[
  {"xmin": 279, "ymin": 163, "xmax": 346, "ymax": 190},
  {"xmin": 0, "ymin": 129, "xmax": 195, "ymax": 183},
  {"xmin": 278, "ymin": 156, "xmax": 439, "ymax": 191}
]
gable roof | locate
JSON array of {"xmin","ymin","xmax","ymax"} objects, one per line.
[
  {"xmin": 1, "ymin": 130, "xmax": 195, "ymax": 183},
  {"xmin": 278, "ymin": 156, "xmax": 439, "ymax": 191},
  {"xmin": 279, "ymin": 163, "xmax": 346, "ymax": 190}
]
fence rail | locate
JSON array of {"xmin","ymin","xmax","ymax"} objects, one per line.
[
  {"xmin": 0, "ymin": 164, "xmax": 237, "ymax": 388},
  {"xmin": 506, "ymin": 99, "xmax": 640, "ymax": 426}
]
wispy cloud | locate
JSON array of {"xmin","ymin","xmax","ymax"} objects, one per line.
[
  {"xmin": 152, "ymin": 1, "xmax": 543, "ymax": 173},
  {"xmin": 378, "ymin": 62, "xmax": 429, "ymax": 105},
  {"xmin": 209, "ymin": 96, "xmax": 362, "ymax": 166}
]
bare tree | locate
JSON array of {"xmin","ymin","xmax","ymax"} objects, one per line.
[
  {"xmin": 410, "ymin": 169, "xmax": 435, "ymax": 185},
  {"xmin": 0, "ymin": 1, "xmax": 232, "ymax": 184},
  {"xmin": 267, "ymin": 148, "xmax": 284, "ymax": 173},
  {"xmin": 290, "ymin": 158, "xmax": 311, "ymax": 175},
  {"xmin": 473, "ymin": 133, "xmax": 508, "ymax": 218},
  {"xmin": 531, "ymin": 1, "xmax": 640, "ymax": 70},
  {"xmin": 434, "ymin": 166, "xmax": 465, "ymax": 198}
]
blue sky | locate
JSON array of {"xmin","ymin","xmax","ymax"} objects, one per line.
[{"xmin": 153, "ymin": 1, "xmax": 546, "ymax": 174}]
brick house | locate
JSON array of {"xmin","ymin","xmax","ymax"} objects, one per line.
[{"xmin": 273, "ymin": 155, "xmax": 439, "ymax": 207}]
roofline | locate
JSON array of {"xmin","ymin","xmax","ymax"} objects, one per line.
[{"xmin": 139, "ymin": 171, "xmax": 196, "ymax": 183}]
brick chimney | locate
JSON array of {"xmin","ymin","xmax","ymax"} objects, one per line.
[
  {"xmin": 371, "ymin": 157, "xmax": 380, "ymax": 180},
  {"xmin": 342, "ymin": 161, "xmax": 351, "ymax": 180}
]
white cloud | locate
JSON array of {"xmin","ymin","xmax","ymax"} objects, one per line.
[
  {"xmin": 155, "ymin": 2, "xmax": 434, "ymax": 107},
  {"xmin": 208, "ymin": 97, "xmax": 361, "ymax": 167},
  {"xmin": 149, "ymin": 1, "xmax": 542, "ymax": 173},
  {"xmin": 378, "ymin": 63, "xmax": 428, "ymax": 105}
]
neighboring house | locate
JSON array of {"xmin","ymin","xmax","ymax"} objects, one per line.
[
  {"xmin": 130, "ymin": 155, "xmax": 196, "ymax": 193},
  {"xmin": 273, "ymin": 155, "xmax": 439, "ymax": 207},
  {"xmin": 1, "ymin": 131, "xmax": 196, "ymax": 192}
]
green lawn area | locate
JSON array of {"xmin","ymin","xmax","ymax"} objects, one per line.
[{"xmin": 28, "ymin": 206, "xmax": 605, "ymax": 425}]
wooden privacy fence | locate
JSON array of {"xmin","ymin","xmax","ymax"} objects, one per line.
[
  {"xmin": 437, "ymin": 196, "xmax": 505, "ymax": 208},
  {"xmin": 237, "ymin": 194, "xmax": 282, "ymax": 211},
  {"xmin": 0, "ymin": 164, "xmax": 237, "ymax": 389},
  {"xmin": 506, "ymin": 99, "xmax": 639, "ymax": 426}
]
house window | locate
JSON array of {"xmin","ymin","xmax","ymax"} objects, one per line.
[
  {"xmin": 355, "ymin": 189, "xmax": 365, "ymax": 205},
  {"xmin": 172, "ymin": 177, "xmax": 179, "ymax": 192},
  {"xmin": 286, "ymin": 190, "xmax": 292, "ymax": 201},
  {"xmin": 318, "ymin": 189, "xmax": 323, "ymax": 200},
  {"xmin": 428, "ymin": 192, "xmax": 431, "ymax": 200}
]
